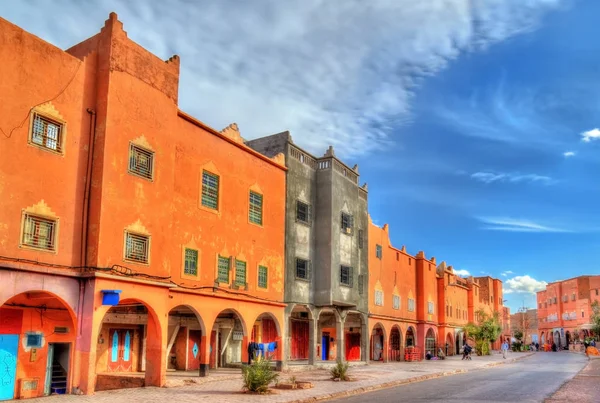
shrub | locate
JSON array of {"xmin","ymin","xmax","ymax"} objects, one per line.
[
  {"xmin": 330, "ymin": 360, "xmax": 350, "ymax": 381},
  {"xmin": 242, "ymin": 357, "xmax": 279, "ymax": 394}
]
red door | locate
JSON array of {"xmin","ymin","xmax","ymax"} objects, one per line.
[
  {"xmin": 291, "ymin": 321, "xmax": 309, "ymax": 360},
  {"xmin": 188, "ymin": 330, "xmax": 201, "ymax": 370},
  {"xmin": 209, "ymin": 331, "xmax": 216, "ymax": 369},
  {"xmin": 108, "ymin": 329, "xmax": 133, "ymax": 372},
  {"xmin": 262, "ymin": 319, "xmax": 277, "ymax": 343},
  {"xmin": 345, "ymin": 333, "xmax": 361, "ymax": 361}
]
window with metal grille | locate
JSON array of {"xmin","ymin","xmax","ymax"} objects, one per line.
[
  {"xmin": 358, "ymin": 229, "xmax": 364, "ymax": 248},
  {"xmin": 428, "ymin": 301, "xmax": 434, "ymax": 314},
  {"xmin": 296, "ymin": 200, "xmax": 311, "ymax": 224},
  {"xmin": 21, "ymin": 214, "xmax": 57, "ymax": 251},
  {"xmin": 31, "ymin": 113, "xmax": 63, "ymax": 153},
  {"xmin": 128, "ymin": 144, "xmax": 154, "ymax": 180},
  {"xmin": 374, "ymin": 290, "xmax": 383, "ymax": 306},
  {"xmin": 25, "ymin": 333, "xmax": 42, "ymax": 348},
  {"xmin": 249, "ymin": 191, "xmax": 263, "ymax": 225},
  {"xmin": 296, "ymin": 258, "xmax": 309, "ymax": 280},
  {"xmin": 341, "ymin": 213, "xmax": 354, "ymax": 235},
  {"xmin": 124, "ymin": 232, "xmax": 149, "ymax": 264},
  {"xmin": 184, "ymin": 248, "xmax": 198, "ymax": 276},
  {"xmin": 376, "ymin": 244, "xmax": 382, "ymax": 259},
  {"xmin": 235, "ymin": 260, "xmax": 246, "ymax": 286},
  {"xmin": 217, "ymin": 255, "xmax": 230, "ymax": 283},
  {"xmin": 258, "ymin": 265, "xmax": 268, "ymax": 288},
  {"xmin": 340, "ymin": 265, "xmax": 353, "ymax": 287},
  {"xmin": 201, "ymin": 171, "xmax": 219, "ymax": 209},
  {"xmin": 408, "ymin": 298, "xmax": 415, "ymax": 312},
  {"xmin": 393, "ymin": 295, "xmax": 400, "ymax": 310}
]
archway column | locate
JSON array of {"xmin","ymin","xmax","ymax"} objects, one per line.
[{"xmin": 336, "ymin": 311, "xmax": 345, "ymax": 362}]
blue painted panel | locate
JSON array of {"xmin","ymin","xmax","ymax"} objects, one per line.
[
  {"xmin": 321, "ymin": 336, "xmax": 327, "ymax": 360},
  {"xmin": 123, "ymin": 331, "xmax": 131, "ymax": 362},
  {"xmin": 111, "ymin": 331, "xmax": 119, "ymax": 362},
  {"xmin": 192, "ymin": 342, "xmax": 199, "ymax": 359},
  {"xmin": 0, "ymin": 334, "xmax": 18, "ymax": 401}
]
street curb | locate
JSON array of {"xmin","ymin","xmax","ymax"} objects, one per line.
[{"xmin": 288, "ymin": 353, "xmax": 535, "ymax": 403}]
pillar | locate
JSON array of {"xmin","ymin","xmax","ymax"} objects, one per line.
[
  {"xmin": 308, "ymin": 317, "xmax": 316, "ymax": 365},
  {"xmin": 144, "ymin": 309, "xmax": 167, "ymax": 387},
  {"xmin": 198, "ymin": 333, "xmax": 209, "ymax": 377},
  {"xmin": 336, "ymin": 312, "xmax": 345, "ymax": 362}
]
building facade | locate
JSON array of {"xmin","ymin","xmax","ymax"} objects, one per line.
[
  {"xmin": 537, "ymin": 275, "xmax": 600, "ymax": 348},
  {"xmin": 247, "ymin": 133, "xmax": 369, "ymax": 365},
  {"xmin": 510, "ymin": 309, "xmax": 538, "ymax": 344},
  {"xmin": 0, "ymin": 13, "xmax": 286, "ymax": 400}
]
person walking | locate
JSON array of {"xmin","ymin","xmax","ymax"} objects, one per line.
[{"xmin": 501, "ymin": 340, "xmax": 509, "ymax": 359}]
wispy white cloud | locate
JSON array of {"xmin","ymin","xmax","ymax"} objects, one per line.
[
  {"xmin": 477, "ymin": 216, "xmax": 571, "ymax": 233},
  {"xmin": 563, "ymin": 151, "xmax": 576, "ymax": 157},
  {"xmin": 0, "ymin": 0, "xmax": 567, "ymax": 158},
  {"xmin": 454, "ymin": 269, "xmax": 470, "ymax": 277},
  {"xmin": 470, "ymin": 171, "xmax": 554, "ymax": 185},
  {"xmin": 504, "ymin": 275, "xmax": 547, "ymax": 294},
  {"xmin": 581, "ymin": 128, "xmax": 600, "ymax": 143},
  {"xmin": 501, "ymin": 270, "xmax": 513, "ymax": 277}
]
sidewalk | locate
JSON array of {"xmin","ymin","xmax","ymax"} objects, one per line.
[
  {"xmin": 23, "ymin": 351, "xmax": 533, "ymax": 403},
  {"xmin": 545, "ymin": 356, "xmax": 600, "ymax": 403}
]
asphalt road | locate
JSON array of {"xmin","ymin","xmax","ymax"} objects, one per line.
[{"xmin": 333, "ymin": 352, "xmax": 588, "ymax": 403}]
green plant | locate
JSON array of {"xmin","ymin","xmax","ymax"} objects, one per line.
[
  {"xmin": 289, "ymin": 375, "xmax": 297, "ymax": 385},
  {"xmin": 242, "ymin": 356, "xmax": 279, "ymax": 394},
  {"xmin": 591, "ymin": 301, "xmax": 600, "ymax": 338},
  {"xmin": 330, "ymin": 360, "xmax": 350, "ymax": 381},
  {"xmin": 464, "ymin": 309, "xmax": 502, "ymax": 356}
]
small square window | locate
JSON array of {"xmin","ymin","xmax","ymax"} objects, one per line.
[
  {"xmin": 296, "ymin": 258, "xmax": 310, "ymax": 280},
  {"xmin": 184, "ymin": 248, "xmax": 198, "ymax": 276},
  {"xmin": 376, "ymin": 244, "xmax": 382, "ymax": 259},
  {"xmin": 217, "ymin": 256, "xmax": 230, "ymax": 283},
  {"xmin": 124, "ymin": 232, "xmax": 150, "ymax": 264},
  {"xmin": 202, "ymin": 171, "xmax": 219, "ymax": 210},
  {"xmin": 21, "ymin": 214, "xmax": 57, "ymax": 252},
  {"xmin": 393, "ymin": 295, "xmax": 400, "ymax": 310},
  {"xmin": 26, "ymin": 333, "xmax": 42, "ymax": 348},
  {"xmin": 235, "ymin": 260, "xmax": 247, "ymax": 286},
  {"xmin": 341, "ymin": 213, "xmax": 354, "ymax": 235},
  {"xmin": 258, "ymin": 265, "xmax": 268, "ymax": 289},
  {"xmin": 249, "ymin": 191, "xmax": 263, "ymax": 225},
  {"xmin": 296, "ymin": 201, "xmax": 311, "ymax": 224},
  {"xmin": 128, "ymin": 144, "xmax": 154, "ymax": 180},
  {"xmin": 340, "ymin": 265, "xmax": 353, "ymax": 287},
  {"xmin": 375, "ymin": 290, "xmax": 383, "ymax": 306},
  {"xmin": 30, "ymin": 113, "xmax": 64, "ymax": 153}
]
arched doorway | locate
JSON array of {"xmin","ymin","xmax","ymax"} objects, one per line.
[
  {"xmin": 95, "ymin": 298, "xmax": 162, "ymax": 391},
  {"xmin": 456, "ymin": 331, "xmax": 464, "ymax": 354},
  {"xmin": 0, "ymin": 291, "xmax": 77, "ymax": 399},
  {"xmin": 210, "ymin": 309, "xmax": 246, "ymax": 368},
  {"xmin": 445, "ymin": 333, "xmax": 454, "ymax": 356},
  {"xmin": 565, "ymin": 331, "xmax": 571, "ymax": 348},
  {"xmin": 250, "ymin": 313, "xmax": 281, "ymax": 362},
  {"xmin": 389, "ymin": 326, "xmax": 402, "ymax": 361},
  {"xmin": 288, "ymin": 305, "xmax": 312, "ymax": 362},
  {"xmin": 406, "ymin": 326, "xmax": 416, "ymax": 348},
  {"xmin": 541, "ymin": 332, "xmax": 545, "ymax": 345},
  {"xmin": 317, "ymin": 309, "xmax": 339, "ymax": 361},
  {"xmin": 425, "ymin": 328, "xmax": 436, "ymax": 357},
  {"xmin": 370, "ymin": 323, "xmax": 385, "ymax": 362},
  {"xmin": 344, "ymin": 312, "xmax": 363, "ymax": 361},
  {"xmin": 553, "ymin": 330, "xmax": 561, "ymax": 349},
  {"xmin": 166, "ymin": 305, "xmax": 205, "ymax": 372}
]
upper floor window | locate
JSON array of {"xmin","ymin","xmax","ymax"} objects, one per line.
[
  {"xmin": 428, "ymin": 301, "xmax": 434, "ymax": 314},
  {"xmin": 393, "ymin": 295, "xmax": 400, "ymax": 310},
  {"xmin": 374, "ymin": 290, "xmax": 383, "ymax": 306},
  {"xmin": 183, "ymin": 248, "xmax": 198, "ymax": 276},
  {"xmin": 341, "ymin": 213, "xmax": 354, "ymax": 235},
  {"xmin": 235, "ymin": 260, "xmax": 247, "ymax": 286},
  {"xmin": 124, "ymin": 232, "xmax": 150, "ymax": 264},
  {"xmin": 21, "ymin": 213, "xmax": 57, "ymax": 252},
  {"xmin": 249, "ymin": 191, "xmax": 263, "ymax": 225},
  {"xmin": 376, "ymin": 244, "xmax": 382, "ymax": 259},
  {"xmin": 217, "ymin": 255, "xmax": 230, "ymax": 283},
  {"xmin": 30, "ymin": 113, "xmax": 64, "ymax": 153},
  {"xmin": 201, "ymin": 171, "xmax": 220, "ymax": 209},
  {"xmin": 596, "ymin": 289, "xmax": 599, "ymax": 296},
  {"xmin": 258, "ymin": 265, "xmax": 268, "ymax": 289},
  {"xmin": 572, "ymin": 293, "xmax": 576, "ymax": 301},
  {"xmin": 128, "ymin": 144, "xmax": 154, "ymax": 180},
  {"xmin": 296, "ymin": 258, "xmax": 310, "ymax": 280},
  {"xmin": 408, "ymin": 298, "xmax": 415, "ymax": 312},
  {"xmin": 296, "ymin": 200, "xmax": 311, "ymax": 224},
  {"xmin": 340, "ymin": 265, "xmax": 353, "ymax": 287},
  {"xmin": 358, "ymin": 229, "xmax": 364, "ymax": 249}
]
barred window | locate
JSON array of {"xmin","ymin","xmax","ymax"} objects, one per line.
[
  {"xmin": 393, "ymin": 295, "xmax": 400, "ymax": 310},
  {"xmin": 249, "ymin": 191, "xmax": 263, "ymax": 225},
  {"xmin": 202, "ymin": 171, "xmax": 219, "ymax": 209},
  {"xmin": 258, "ymin": 265, "xmax": 268, "ymax": 288},
  {"xmin": 124, "ymin": 232, "xmax": 150, "ymax": 264},
  {"xmin": 296, "ymin": 200, "xmax": 311, "ymax": 224},
  {"xmin": 374, "ymin": 290, "xmax": 383, "ymax": 306},
  {"xmin": 217, "ymin": 255, "xmax": 230, "ymax": 283},
  {"xmin": 21, "ymin": 214, "xmax": 57, "ymax": 251},
  {"xmin": 128, "ymin": 144, "xmax": 154, "ymax": 180},
  {"xmin": 341, "ymin": 213, "xmax": 354, "ymax": 234},
  {"xmin": 296, "ymin": 258, "xmax": 309, "ymax": 280},
  {"xmin": 235, "ymin": 260, "xmax": 246, "ymax": 286},
  {"xmin": 31, "ymin": 113, "xmax": 63, "ymax": 153},
  {"xmin": 376, "ymin": 244, "xmax": 382, "ymax": 259},
  {"xmin": 184, "ymin": 248, "xmax": 198, "ymax": 276},
  {"xmin": 340, "ymin": 265, "xmax": 353, "ymax": 287}
]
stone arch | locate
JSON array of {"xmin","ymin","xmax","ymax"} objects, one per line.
[
  {"xmin": 210, "ymin": 308, "xmax": 248, "ymax": 368},
  {"xmin": 287, "ymin": 304, "xmax": 314, "ymax": 363},
  {"xmin": 425, "ymin": 327, "xmax": 437, "ymax": 357},
  {"xmin": 370, "ymin": 322, "xmax": 387, "ymax": 362},
  {"xmin": 166, "ymin": 305, "xmax": 207, "ymax": 372},
  {"xmin": 406, "ymin": 326, "xmax": 416, "ymax": 347},
  {"xmin": 389, "ymin": 325, "xmax": 403, "ymax": 361},
  {"xmin": 344, "ymin": 311, "xmax": 365, "ymax": 362},
  {"xmin": 250, "ymin": 312, "xmax": 282, "ymax": 363}
]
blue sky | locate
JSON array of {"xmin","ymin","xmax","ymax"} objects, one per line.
[{"xmin": 1, "ymin": 0, "xmax": 597, "ymax": 313}]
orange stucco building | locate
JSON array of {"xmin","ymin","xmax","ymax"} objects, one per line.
[
  {"xmin": 536, "ymin": 275, "xmax": 600, "ymax": 349},
  {"xmin": 0, "ymin": 13, "xmax": 286, "ymax": 399},
  {"xmin": 368, "ymin": 218, "xmax": 507, "ymax": 360}
]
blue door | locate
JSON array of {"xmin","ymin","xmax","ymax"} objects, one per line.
[
  {"xmin": 321, "ymin": 334, "xmax": 329, "ymax": 360},
  {"xmin": 0, "ymin": 334, "xmax": 18, "ymax": 401}
]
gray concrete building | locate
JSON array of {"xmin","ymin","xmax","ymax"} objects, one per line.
[{"xmin": 247, "ymin": 132, "xmax": 369, "ymax": 366}]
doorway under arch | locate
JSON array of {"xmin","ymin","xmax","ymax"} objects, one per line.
[
  {"xmin": 445, "ymin": 332, "xmax": 454, "ymax": 356},
  {"xmin": 370, "ymin": 323, "xmax": 386, "ymax": 361},
  {"xmin": 166, "ymin": 305, "xmax": 205, "ymax": 372},
  {"xmin": 250, "ymin": 312, "xmax": 281, "ymax": 361},
  {"xmin": 389, "ymin": 326, "xmax": 402, "ymax": 361},
  {"xmin": 210, "ymin": 309, "xmax": 247, "ymax": 368},
  {"xmin": 425, "ymin": 328, "xmax": 437, "ymax": 357}
]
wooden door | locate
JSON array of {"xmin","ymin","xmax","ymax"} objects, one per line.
[
  {"xmin": 262, "ymin": 319, "xmax": 277, "ymax": 343},
  {"xmin": 345, "ymin": 333, "xmax": 361, "ymax": 361},
  {"xmin": 108, "ymin": 329, "xmax": 133, "ymax": 372},
  {"xmin": 188, "ymin": 330, "xmax": 201, "ymax": 370},
  {"xmin": 291, "ymin": 321, "xmax": 309, "ymax": 360}
]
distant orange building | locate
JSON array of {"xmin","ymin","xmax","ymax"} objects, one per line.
[{"xmin": 0, "ymin": 13, "xmax": 286, "ymax": 399}]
